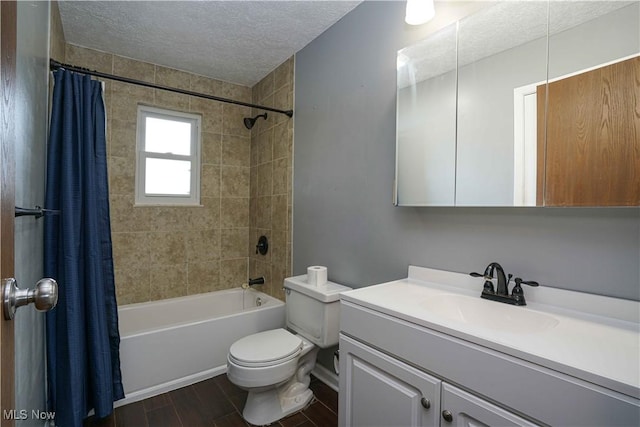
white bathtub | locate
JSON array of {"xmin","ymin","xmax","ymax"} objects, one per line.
[{"xmin": 116, "ymin": 288, "xmax": 285, "ymax": 406}]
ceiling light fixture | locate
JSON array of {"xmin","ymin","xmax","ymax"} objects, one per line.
[{"xmin": 405, "ymin": 0, "xmax": 435, "ymax": 26}]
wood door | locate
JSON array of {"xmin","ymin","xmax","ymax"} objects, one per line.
[
  {"xmin": 542, "ymin": 56, "xmax": 640, "ymax": 206},
  {"xmin": 0, "ymin": 1, "xmax": 17, "ymax": 425}
]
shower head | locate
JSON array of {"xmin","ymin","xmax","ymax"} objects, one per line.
[{"xmin": 243, "ymin": 113, "xmax": 268, "ymax": 130}]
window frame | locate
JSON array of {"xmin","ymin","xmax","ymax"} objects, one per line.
[{"xmin": 135, "ymin": 105, "xmax": 202, "ymax": 206}]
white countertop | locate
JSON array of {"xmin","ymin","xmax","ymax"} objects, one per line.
[{"xmin": 340, "ymin": 266, "xmax": 640, "ymax": 399}]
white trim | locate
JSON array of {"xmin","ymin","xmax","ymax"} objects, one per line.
[
  {"xmin": 114, "ymin": 365, "xmax": 226, "ymax": 408},
  {"xmin": 113, "ymin": 364, "xmax": 340, "ymax": 408},
  {"xmin": 312, "ymin": 363, "xmax": 339, "ymax": 393},
  {"xmin": 135, "ymin": 105, "xmax": 202, "ymax": 206},
  {"xmin": 134, "ymin": 203, "xmax": 205, "ymax": 208},
  {"xmin": 513, "ymin": 86, "xmax": 538, "ymax": 206},
  {"xmin": 113, "ymin": 361, "xmax": 340, "ymax": 408}
]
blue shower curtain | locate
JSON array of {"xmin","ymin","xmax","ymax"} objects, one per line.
[{"xmin": 44, "ymin": 69, "xmax": 124, "ymax": 426}]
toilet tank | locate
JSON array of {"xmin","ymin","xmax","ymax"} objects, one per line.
[{"xmin": 284, "ymin": 275, "xmax": 352, "ymax": 348}]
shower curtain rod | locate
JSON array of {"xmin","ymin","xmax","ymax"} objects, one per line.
[{"xmin": 49, "ymin": 59, "xmax": 294, "ymax": 118}]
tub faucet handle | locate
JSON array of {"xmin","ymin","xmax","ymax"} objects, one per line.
[{"xmin": 255, "ymin": 235, "xmax": 268, "ymax": 255}]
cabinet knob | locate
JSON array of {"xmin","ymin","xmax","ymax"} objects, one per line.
[
  {"xmin": 420, "ymin": 397, "xmax": 431, "ymax": 409},
  {"xmin": 442, "ymin": 410, "xmax": 453, "ymax": 422}
]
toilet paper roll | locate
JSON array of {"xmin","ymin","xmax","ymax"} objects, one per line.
[{"xmin": 307, "ymin": 266, "xmax": 328, "ymax": 287}]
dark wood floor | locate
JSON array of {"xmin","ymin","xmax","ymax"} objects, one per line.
[{"xmin": 85, "ymin": 374, "xmax": 338, "ymax": 427}]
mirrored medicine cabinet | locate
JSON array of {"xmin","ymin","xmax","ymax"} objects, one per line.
[{"xmin": 395, "ymin": 0, "xmax": 640, "ymax": 207}]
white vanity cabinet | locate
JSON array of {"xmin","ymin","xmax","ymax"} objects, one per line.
[
  {"xmin": 340, "ymin": 334, "xmax": 441, "ymax": 427},
  {"xmin": 440, "ymin": 383, "xmax": 538, "ymax": 427},
  {"xmin": 338, "ymin": 290, "xmax": 639, "ymax": 427},
  {"xmin": 340, "ymin": 334, "xmax": 538, "ymax": 427}
]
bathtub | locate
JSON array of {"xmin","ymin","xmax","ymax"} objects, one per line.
[{"xmin": 115, "ymin": 288, "xmax": 285, "ymax": 407}]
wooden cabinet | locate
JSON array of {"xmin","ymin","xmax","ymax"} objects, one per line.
[
  {"xmin": 340, "ymin": 335, "xmax": 538, "ymax": 427},
  {"xmin": 539, "ymin": 56, "xmax": 640, "ymax": 206}
]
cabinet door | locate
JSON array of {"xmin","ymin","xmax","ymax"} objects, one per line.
[
  {"xmin": 541, "ymin": 56, "xmax": 640, "ymax": 206},
  {"xmin": 339, "ymin": 334, "xmax": 441, "ymax": 427},
  {"xmin": 441, "ymin": 383, "xmax": 540, "ymax": 427}
]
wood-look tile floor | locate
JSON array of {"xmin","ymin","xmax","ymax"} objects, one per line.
[{"xmin": 85, "ymin": 374, "xmax": 338, "ymax": 427}]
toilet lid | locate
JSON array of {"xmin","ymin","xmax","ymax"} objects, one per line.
[{"xmin": 229, "ymin": 329, "xmax": 302, "ymax": 367}]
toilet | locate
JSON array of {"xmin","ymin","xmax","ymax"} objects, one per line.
[{"xmin": 226, "ymin": 274, "xmax": 351, "ymax": 425}]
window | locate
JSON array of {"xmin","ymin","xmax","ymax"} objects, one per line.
[{"xmin": 135, "ymin": 106, "xmax": 201, "ymax": 205}]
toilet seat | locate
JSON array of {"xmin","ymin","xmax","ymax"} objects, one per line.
[{"xmin": 229, "ymin": 328, "xmax": 302, "ymax": 368}]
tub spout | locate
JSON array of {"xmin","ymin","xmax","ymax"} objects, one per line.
[{"xmin": 248, "ymin": 277, "xmax": 265, "ymax": 287}]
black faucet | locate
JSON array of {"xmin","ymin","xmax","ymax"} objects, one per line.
[
  {"xmin": 488, "ymin": 262, "xmax": 509, "ymax": 295},
  {"xmin": 470, "ymin": 262, "xmax": 539, "ymax": 306}
]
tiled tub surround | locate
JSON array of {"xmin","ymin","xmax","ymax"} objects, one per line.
[
  {"xmin": 249, "ymin": 58, "xmax": 295, "ymax": 301},
  {"xmin": 61, "ymin": 44, "xmax": 294, "ymax": 304}
]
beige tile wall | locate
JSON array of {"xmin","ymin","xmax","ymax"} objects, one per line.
[
  {"xmin": 249, "ymin": 58, "xmax": 295, "ymax": 301},
  {"xmin": 63, "ymin": 44, "xmax": 254, "ymax": 304},
  {"xmin": 55, "ymin": 42, "xmax": 294, "ymax": 304}
]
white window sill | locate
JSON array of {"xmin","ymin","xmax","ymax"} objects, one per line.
[{"xmin": 133, "ymin": 203, "xmax": 204, "ymax": 208}]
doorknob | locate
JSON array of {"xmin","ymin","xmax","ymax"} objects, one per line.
[{"xmin": 3, "ymin": 277, "xmax": 58, "ymax": 320}]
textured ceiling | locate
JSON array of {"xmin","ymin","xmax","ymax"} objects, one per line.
[{"xmin": 58, "ymin": 0, "xmax": 362, "ymax": 87}]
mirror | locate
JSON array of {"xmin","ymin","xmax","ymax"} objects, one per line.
[
  {"xmin": 456, "ymin": 1, "xmax": 548, "ymax": 206},
  {"xmin": 396, "ymin": 23, "xmax": 457, "ymax": 206},
  {"xmin": 395, "ymin": 0, "xmax": 640, "ymax": 207}
]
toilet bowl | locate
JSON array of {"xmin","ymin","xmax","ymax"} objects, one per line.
[
  {"xmin": 226, "ymin": 274, "xmax": 351, "ymax": 425},
  {"xmin": 227, "ymin": 329, "xmax": 319, "ymax": 425},
  {"xmin": 227, "ymin": 328, "xmax": 311, "ymax": 389}
]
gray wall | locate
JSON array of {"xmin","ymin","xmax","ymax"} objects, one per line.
[
  {"xmin": 293, "ymin": 1, "xmax": 640, "ymax": 301},
  {"xmin": 14, "ymin": 1, "xmax": 50, "ymax": 422}
]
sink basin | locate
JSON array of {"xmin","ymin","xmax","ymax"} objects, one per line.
[{"xmin": 422, "ymin": 294, "xmax": 559, "ymax": 334}]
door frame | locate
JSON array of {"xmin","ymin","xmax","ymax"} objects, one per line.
[{"xmin": 0, "ymin": 0, "xmax": 17, "ymax": 425}]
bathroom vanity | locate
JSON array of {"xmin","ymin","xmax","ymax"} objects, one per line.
[{"xmin": 338, "ymin": 266, "xmax": 640, "ymax": 426}]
